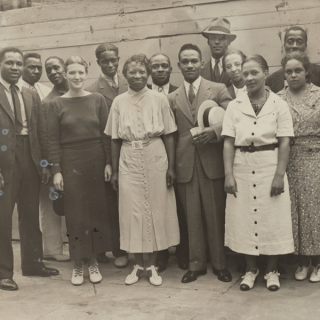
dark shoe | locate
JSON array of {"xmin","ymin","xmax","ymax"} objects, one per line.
[
  {"xmin": 181, "ymin": 270, "xmax": 207, "ymax": 283},
  {"xmin": 0, "ymin": 278, "xmax": 18, "ymax": 291},
  {"xmin": 155, "ymin": 260, "xmax": 167, "ymax": 273},
  {"xmin": 97, "ymin": 253, "xmax": 110, "ymax": 264},
  {"xmin": 213, "ymin": 268, "xmax": 232, "ymax": 282},
  {"xmin": 22, "ymin": 266, "xmax": 59, "ymax": 277},
  {"xmin": 178, "ymin": 260, "xmax": 189, "ymax": 270}
]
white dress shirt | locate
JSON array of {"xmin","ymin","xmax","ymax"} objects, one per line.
[
  {"xmin": 0, "ymin": 76, "xmax": 28, "ymax": 135},
  {"xmin": 184, "ymin": 76, "xmax": 202, "ymax": 100},
  {"xmin": 20, "ymin": 78, "xmax": 51, "ymax": 101},
  {"xmin": 211, "ymin": 57, "xmax": 223, "ymax": 75},
  {"xmin": 151, "ymin": 82, "xmax": 170, "ymax": 96},
  {"xmin": 233, "ymin": 84, "xmax": 247, "ymax": 98},
  {"xmin": 101, "ymin": 72, "xmax": 119, "ymax": 87}
]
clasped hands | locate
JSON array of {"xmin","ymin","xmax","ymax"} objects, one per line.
[{"xmin": 193, "ymin": 127, "xmax": 217, "ymax": 145}]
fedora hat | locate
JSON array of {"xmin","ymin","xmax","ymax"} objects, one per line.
[
  {"xmin": 197, "ymin": 100, "xmax": 225, "ymax": 142},
  {"xmin": 202, "ymin": 17, "xmax": 237, "ymax": 42}
]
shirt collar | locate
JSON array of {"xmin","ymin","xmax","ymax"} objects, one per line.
[
  {"xmin": 128, "ymin": 85, "xmax": 148, "ymax": 97},
  {"xmin": 0, "ymin": 75, "xmax": 23, "ymax": 92},
  {"xmin": 211, "ymin": 57, "xmax": 223, "ymax": 69},
  {"xmin": 184, "ymin": 76, "xmax": 202, "ymax": 92},
  {"xmin": 101, "ymin": 72, "xmax": 118, "ymax": 85},
  {"xmin": 152, "ymin": 81, "xmax": 170, "ymax": 94}
]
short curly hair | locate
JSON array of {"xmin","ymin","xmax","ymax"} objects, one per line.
[
  {"xmin": 281, "ymin": 51, "xmax": 311, "ymax": 82},
  {"xmin": 122, "ymin": 54, "xmax": 151, "ymax": 78}
]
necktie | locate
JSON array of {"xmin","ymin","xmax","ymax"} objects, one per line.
[
  {"xmin": 213, "ymin": 59, "xmax": 220, "ymax": 82},
  {"xmin": 188, "ymin": 84, "xmax": 195, "ymax": 105},
  {"xmin": 10, "ymin": 85, "xmax": 23, "ymax": 133},
  {"xmin": 112, "ymin": 78, "xmax": 119, "ymax": 94}
]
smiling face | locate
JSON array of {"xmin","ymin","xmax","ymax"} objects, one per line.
[
  {"xmin": 224, "ymin": 53, "xmax": 244, "ymax": 84},
  {"xmin": 45, "ymin": 58, "xmax": 65, "ymax": 86},
  {"xmin": 178, "ymin": 49, "xmax": 204, "ymax": 83},
  {"xmin": 284, "ymin": 59, "xmax": 308, "ymax": 91},
  {"xmin": 23, "ymin": 57, "xmax": 42, "ymax": 85},
  {"xmin": 0, "ymin": 51, "xmax": 23, "ymax": 84},
  {"xmin": 284, "ymin": 30, "xmax": 307, "ymax": 53},
  {"xmin": 97, "ymin": 50, "xmax": 119, "ymax": 78},
  {"xmin": 150, "ymin": 54, "xmax": 172, "ymax": 87},
  {"xmin": 208, "ymin": 34, "xmax": 230, "ymax": 59},
  {"xmin": 64, "ymin": 63, "xmax": 87, "ymax": 91},
  {"xmin": 242, "ymin": 60, "xmax": 268, "ymax": 94},
  {"xmin": 125, "ymin": 61, "xmax": 148, "ymax": 92}
]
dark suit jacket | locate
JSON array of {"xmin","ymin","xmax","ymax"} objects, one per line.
[
  {"xmin": 201, "ymin": 60, "xmax": 232, "ymax": 87},
  {"xmin": 86, "ymin": 74, "xmax": 128, "ymax": 112},
  {"xmin": 227, "ymin": 84, "xmax": 236, "ymax": 100},
  {"xmin": 167, "ymin": 78, "xmax": 232, "ymax": 183},
  {"xmin": 0, "ymin": 85, "xmax": 48, "ymax": 182},
  {"xmin": 266, "ymin": 63, "xmax": 320, "ymax": 93},
  {"xmin": 147, "ymin": 83, "xmax": 178, "ymax": 94}
]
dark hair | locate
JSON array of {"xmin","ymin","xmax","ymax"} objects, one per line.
[
  {"xmin": 45, "ymin": 56, "xmax": 65, "ymax": 66},
  {"xmin": 178, "ymin": 44, "xmax": 202, "ymax": 61},
  {"xmin": 149, "ymin": 52, "xmax": 171, "ymax": 67},
  {"xmin": 284, "ymin": 26, "xmax": 308, "ymax": 44},
  {"xmin": 222, "ymin": 49, "xmax": 246, "ymax": 71},
  {"xmin": 0, "ymin": 47, "xmax": 23, "ymax": 63},
  {"xmin": 281, "ymin": 51, "xmax": 311, "ymax": 81},
  {"xmin": 95, "ymin": 43, "xmax": 119, "ymax": 60},
  {"xmin": 64, "ymin": 56, "xmax": 88, "ymax": 73},
  {"xmin": 23, "ymin": 52, "xmax": 41, "ymax": 64},
  {"xmin": 122, "ymin": 54, "xmax": 151, "ymax": 78},
  {"xmin": 242, "ymin": 54, "xmax": 269, "ymax": 73}
]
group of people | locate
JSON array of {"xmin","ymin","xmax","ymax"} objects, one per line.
[{"xmin": 0, "ymin": 16, "xmax": 319, "ymax": 293}]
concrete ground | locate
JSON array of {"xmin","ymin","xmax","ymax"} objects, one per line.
[{"xmin": 1, "ymin": 242, "xmax": 319, "ymax": 320}]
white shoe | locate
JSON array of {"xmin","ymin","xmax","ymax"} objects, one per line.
[
  {"xmin": 71, "ymin": 263, "xmax": 84, "ymax": 286},
  {"xmin": 295, "ymin": 263, "xmax": 310, "ymax": 281},
  {"xmin": 125, "ymin": 265, "xmax": 144, "ymax": 285},
  {"xmin": 264, "ymin": 271, "xmax": 280, "ymax": 291},
  {"xmin": 146, "ymin": 265, "xmax": 162, "ymax": 286},
  {"xmin": 114, "ymin": 255, "xmax": 129, "ymax": 268},
  {"xmin": 88, "ymin": 259, "xmax": 102, "ymax": 284},
  {"xmin": 240, "ymin": 269, "xmax": 259, "ymax": 291},
  {"xmin": 310, "ymin": 264, "xmax": 320, "ymax": 283}
]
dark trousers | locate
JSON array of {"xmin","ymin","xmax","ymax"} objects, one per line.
[
  {"xmin": 105, "ymin": 182, "xmax": 126, "ymax": 258},
  {"xmin": 0, "ymin": 136, "xmax": 43, "ymax": 279}
]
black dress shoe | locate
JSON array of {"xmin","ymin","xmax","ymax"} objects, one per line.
[
  {"xmin": 22, "ymin": 266, "xmax": 59, "ymax": 277},
  {"xmin": 97, "ymin": 253, "xmax": 110, "ymax": 264},
  {"xmin": 182, "ymin": 270, "xmax": 207, "ymax": 283},
  {"xmin": 0, "ymin": 278, "xmax": 18, "ymax": 291},
  {"xmin": 212, "ymin": 268, "xmax": 232, "ymax": 282},
  {"xmin": 155, "ymin": 260, "xmax": 167, "ymax": 273},
  {"xmin": 178, "ymin": 260, "xmax": 189, "ymax": 270}
]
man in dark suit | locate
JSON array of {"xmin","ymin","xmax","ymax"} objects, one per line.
[
  {"xmin": 266, "ymin": 26, "xmax": 320, "ymax": 93},
  {"xmin": 0, "ymin": 47, "xmax": 59, "ymax": 291},
  {"xmin": 200, "ymin": 17, "xmax": 237, "ymax": 87},
  {"xmin": 86, "ymin": 43, "xmax": 129, "ymax": 268},
  {"xmin": 168, "ymin": 44, "xmax": 232, "ymax": 283},
  {"xmin": 147, "ymin": 53, "xmax": 189, "ymax": 273}
]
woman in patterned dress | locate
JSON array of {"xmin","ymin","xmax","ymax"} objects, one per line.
[{"xmin": 277, "ymin": 51, "xmax": 320, "ymax": 283}]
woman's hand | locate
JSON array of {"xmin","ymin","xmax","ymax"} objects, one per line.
[
  {"xmin": 104, "ymin": 164, "xmax": 112, "ymax": 182},
  {"xmin": 224, "ymin": 173, "xmax": 237, "ymax": 198},
  {"xmin": 270, "ymin": 174, "xmax": 284, "ymax": 197},
  {"xmin": 53, "ymin": 172, "xmax": 64, "ymax": 191},
  {"xmin": 111, "ymin": 172, "xmax": 119, "ymax": 192},
  {"xmin": 166, "ymin": 168, "xmax": 176, "ymax": 188}
]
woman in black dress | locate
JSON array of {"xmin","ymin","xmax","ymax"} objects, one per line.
[{"xmin": 48, "ymin": 56, "xmax": 112, "ymax": 286}]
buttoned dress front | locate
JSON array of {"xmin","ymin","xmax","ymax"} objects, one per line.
[
  {"xmin": 105, "ymin": 86, "xmax": 180, "ymax": 253},
  {"xmin": 222, "ymin": 91, "xmax": 295, "ymax": 255}
]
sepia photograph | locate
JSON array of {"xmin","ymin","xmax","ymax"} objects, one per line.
[{"xmin": 0, "ymin": 0, "xmax": 319, "ymax": 319}]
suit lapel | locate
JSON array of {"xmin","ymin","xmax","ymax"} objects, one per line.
[
  {"xmin": 201, "ymin": 60, "xmax": 212, "ymax": 81},
  {"xmin": 228, "ymin": 85, "xmax": 236, "ymax": 99},
  {"xmin": 98, "ymin": 75, "xmax": 117, "ymax": 101},
  {"xmin": 0, "ymin": 85, "xmax": 15, "ymax": 123},
  {"xmin": 21, "ymin": 87, "xmax": 33, "ymax": 124},
  {"xmin": 194, "ymin": 79, "xmax": 210, "ymax": 124},
  {"xmin": 118, "ymin": 73, "xmax": 128, "ymax": 95},
  {"xmin": 175, "ymin": 85, "xmax": 193, "ymax": 125}
]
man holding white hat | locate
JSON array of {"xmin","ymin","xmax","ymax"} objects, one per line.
[{"xmin": 201, "ymin": 17, "xmax": 237, "ymax": 86}]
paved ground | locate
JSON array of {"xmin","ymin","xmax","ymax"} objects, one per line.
[{"xmin": 1, "ymin": 241, "xmax": 319, "ymax": 320}]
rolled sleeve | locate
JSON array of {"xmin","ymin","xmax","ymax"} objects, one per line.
[
  {"xmin": 221, "ymin": 103, "xmax": 236, "ymax": 138},
  {"xmin": 276, "ymin": 101, "xmax": 294, "ymax": 137}
]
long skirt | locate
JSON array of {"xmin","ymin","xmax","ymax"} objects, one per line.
[
  {"xmin": 62, "ymin": 141, "xmax": 112, "ymax": 261},
  {"xmin": 118, "ymin": 137, "xmax": 180, "ymax": 253},
  {"xmin": 225, "ymin": 148, "xmax": 294, "ymax": 256},
  {"xmin": 287, "ymin": 136, "xmax": 320, "ymax": 256}
]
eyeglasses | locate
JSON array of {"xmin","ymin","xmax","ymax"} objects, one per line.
[{"xmin": 208, "ymin": 34, "xmax": 227, "ymax": 41}]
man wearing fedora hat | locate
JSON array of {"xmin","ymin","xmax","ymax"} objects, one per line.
[
  {"xmin": 201, "ymin": 17, "xmax": 237, "ymax": 87},
  {"xmin": 168, "ymin": 43, "xmax": 232, "ymax": 284}
]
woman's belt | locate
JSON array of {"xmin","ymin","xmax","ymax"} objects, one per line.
[
  {"xmin": 236, "ymin": 143, "xmax": 279, "ymax": 153},
  {"xmin": 122, "ymin": 137, "xmax": 159, "ymax": 149}
]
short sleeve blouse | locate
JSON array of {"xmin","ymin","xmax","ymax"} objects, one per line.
[
  {"xmin": 222, "ymin": 91, "xmax": 294, "ymax": 146},
  {"xmin": 105, "ymin": 86, "xmax": 177, "ymax": 141}
]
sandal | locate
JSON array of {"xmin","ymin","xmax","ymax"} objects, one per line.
[
  {"xmin": 125, "ymin": 265, "xmax": 144, "ymax": 285},
  {"xmin": 146, "ymin": 265, "xmax": 162, "ymax": 286}
]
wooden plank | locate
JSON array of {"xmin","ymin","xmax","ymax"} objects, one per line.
[{"xmin": 0, "ymin": 0, "xmax": 123, "ymax": 27}]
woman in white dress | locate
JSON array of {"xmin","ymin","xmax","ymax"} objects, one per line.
[{"xmin": 222, "ymin": 54, "xmax": 294, "ymax": 291}]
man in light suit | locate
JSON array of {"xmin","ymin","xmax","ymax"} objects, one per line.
[
  {"xmin": 168, "ymin": 44, "xmax": 232, "ymax": 283},
  {"xmin": 266, "ymin": 25, "xmax": 320, "ymax": 93},
  {"xmin": 200, "ymin": 17, "xmax": 237, "ymax": 87},
  {"xmin": 0, "ymin": 47, "xmax": 59, "ymax": 291},
  {"xmin": 86, "ymin": 43, "xmax": 129, "ymax": 268}
]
